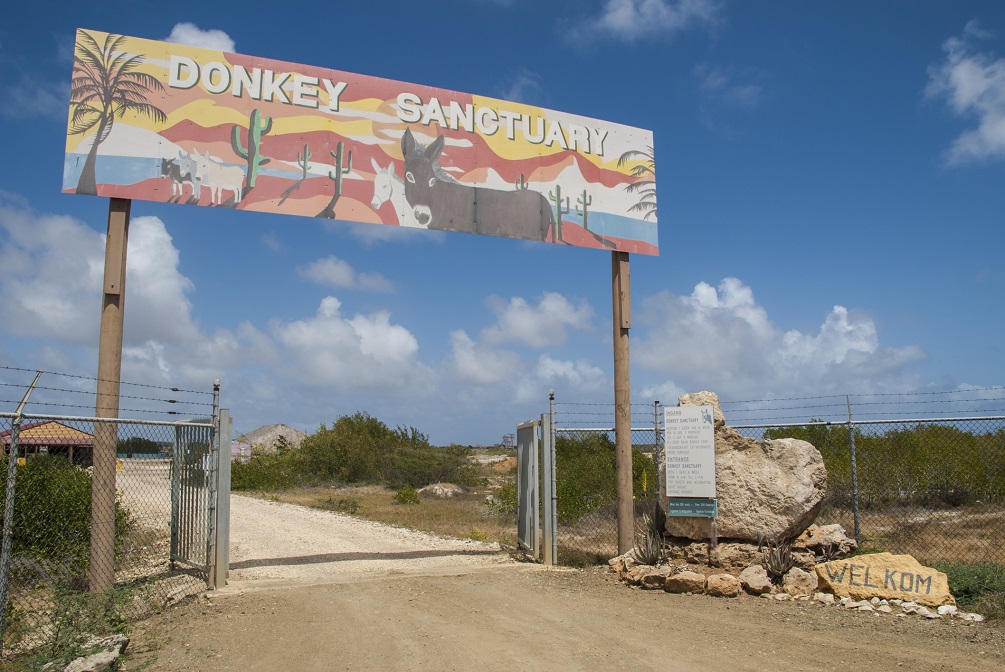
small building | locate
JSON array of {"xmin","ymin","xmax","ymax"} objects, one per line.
[
  {"xmin": 232, "ymin": 440, "xmax": 252, "ymax": 462},
  {"xmin": 1, "ymin": 420, "xmax": 94, "ymax": 467}
]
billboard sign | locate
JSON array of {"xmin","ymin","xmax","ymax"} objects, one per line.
[{"xmin": 64, "ymin": 29, "xmax": 658, "ymax": 255}]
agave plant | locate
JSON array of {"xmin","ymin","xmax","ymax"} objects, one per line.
[
  {"xmin": 758, "ymin": 534, "xmax": 794, "ymax": 581},
  {"xmin": 633, "ymin": 501, "xmax": 667, "ymax": 565}
]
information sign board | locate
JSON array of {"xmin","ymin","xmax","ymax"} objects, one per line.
[
  {"xmin": 664, "ymin": 405, "xmax": 716, "ymax": 499},
  {"xmin": 666, "ymin": 498, "xmax": 717, "ymax": 517}
]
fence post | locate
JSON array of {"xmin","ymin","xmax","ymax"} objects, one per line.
[
  {"xmin": 846, "ymin": 395, "xmax": 861, "ymax": 547},
  {"xmin": 0, "ymin": 371, "xmax": 42, "ymax": 651},
  {"xmin": 654, "ymin": 400, "xmax": 662, "ymax": 500}
]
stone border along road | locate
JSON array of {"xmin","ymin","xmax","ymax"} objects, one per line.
[{"xmin": 123, "ymin": 494, "xmax": 1005, "ymax": 672}]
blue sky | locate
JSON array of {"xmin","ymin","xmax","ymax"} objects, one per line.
[{"xmin": 2, "ymin": 1, "xmax": 1004, "ymax": 444}]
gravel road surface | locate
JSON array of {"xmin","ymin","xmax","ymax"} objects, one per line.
[{"xmin": 124, "ymin": 494, "xmax": 1005, "ymax": 672}]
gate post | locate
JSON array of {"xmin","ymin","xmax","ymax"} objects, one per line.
[
  {"xmin": 213, "ymin": 407, "xmax": 232, "ymax": 589},
  {"xmin": 541, "ymin": 400, "xmax": 557, "ymax": 566}
]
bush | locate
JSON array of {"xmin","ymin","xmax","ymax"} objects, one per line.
[
  {"xmin": 934, "ymin": 561, "xmax": 1005, "ymax": 618},
  {"xmin": 555, "ymin": 434, "xmax": 654, "ymax": 524},
  {"xmin": 0, "ymin": 454, "xmax": 133, "ymax": 579},
  {"xmin": 231, "ymin": 449, "xmax": 300, "ymax": 491},
  {"xmin": 393, "ymin": 485, "xmax": 420, "ymax": 505},
  {"xmin": 231, "ymin": 412, "xmax": 474, "ymax": 492},
  {"xmin": 490, "ymin": 481, "xmax": 518, "ymax": 517}
]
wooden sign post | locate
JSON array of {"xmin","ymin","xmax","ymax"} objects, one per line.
[
  {"xmin": 89, "ymin": 197, "xmax": 130, "ymax": 593},
  {"xmin": 612, "ymin": 251, "xmax": 633, "ymax": 554}
]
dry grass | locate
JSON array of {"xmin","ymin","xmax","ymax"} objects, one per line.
[
  {"xmin": 263, "ymin": 485, "xmax": 518, "ymax": 547},
  {"xmin": 818, "ymin": 504, "xmax": 1005, "ymax": 564},
  {"xmin": 256, "ymin": 452, "xmax": 520, "ymax": 549}
]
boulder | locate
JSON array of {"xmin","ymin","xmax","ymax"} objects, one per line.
[
  {"xmin": 815, "ymin": 553, "xmax": 955, "ymax": 607},
  {"xmin": 639, "ymin": 568, "xmax": 673, "ymax": 590},
  {"xmin": 664, "ymin": 392, "xmax": 827, "ymax": 543},
  {"xmin": 782, "ymin": 567, "xmax": 819, "ymax": 596},
  {"xmin": 706, "ymin": 573, "xmax": 741, "ymax": 598},
  {"xmin": 795, "ymin": 523, "xmax": 857, "ymax": 558},
  {"xmin": 739, "ymin": 565, "xmax": 772, "ymax": 595},
  {"xmin": 664, "ymin": 571, "xmax": 707, "ymax": 594},
  {"xmin": 418, "ymin": 483, "xmax": 465, "ymax": 498}
]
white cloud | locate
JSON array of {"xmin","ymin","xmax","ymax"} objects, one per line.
[
  {"xmin": 272, "ymin": 297, "xmax": 425, "ymax": 390},
  {"xmin": 926, "ymin": 20, "xmax": 1005, "ymax": 165},
  {"xmin": 500, "ymin": 68, "xmax": 543, "ymax": 104},
  {"xmin": 0, "ymin": 196, "xmax": 105, "ymax": 344},
  {"xmin": 125, "ymin": 216, "xmax": 199, "ymax": 344},
  {"xmin": 164, "ymin": 23, "xmax": 236, "ymax": 53},
  {"xmin": 449, "ymin": 330, "xmax": 523, "ymax": 385},
  {"xmin": 0, "ymin": 77, "xmax": 68, "ymax": 119},
  {"xmin": 482, "ymin": 292, "xmax": 593, "ymax": 348},
  {"xmin": 635, "ymin": 278, "xmax": 925, "ymax": 399},
  {"xmin": 298, "ymin": 255, "xmax": 395, "ymax": 293},
  {"xmin": 695, "ymin": 64, "xmax": 763, "ymax": 109},
  {"xmin": 569, "ymin": 0, "xmax": 721, "ymax": 43},
  {"xmin": 536, "ymin": 355, "xmax": 605, "ymax": 390}
]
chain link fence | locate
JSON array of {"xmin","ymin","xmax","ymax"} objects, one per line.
[
  {"xmin": 0, "ymin": 414, "xmax": 215, "ymax": 658},
  {"xmin": 551, "ymin": 400, "xmax": 1005, "ymax": 568},
  {"xmin": 552, "ymin": 402, "xmax": 661, "ymax": 566},
  {"xmin": 733, "ymin": 418, "xmax": 1005, "ymax": 566}
]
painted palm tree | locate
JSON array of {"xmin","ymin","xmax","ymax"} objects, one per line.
[
  {"xmin": 69, "ymin": 31, "xmax": 167, "ymax": 195},
  {"xmin": 617, "ymin": 146, "xmax": 657, "ymax": 221}
]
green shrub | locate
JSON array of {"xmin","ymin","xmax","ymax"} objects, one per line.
[
  {"xmin": 554, "ymin": 434, "xmax": 653, "ymax": 524},
  {"xmin": 490, "ymin": 481, "xmax": 518, "ymax": 517},
  {"xmin": 231, "ymin": 449, "xmax": 300, "ymax": 491},
  {"xmin": 0, "ymin": 455, "xmax": 133, "ymax": 579},
  {"xmin": 315, "ymin": 496, "xmax": 360, "ymax": 515},
  {"xmin": 393, "ymin": 485, "xmax": 421, "ymax": 505},
  {"xmin": 934, "ymin": 561, "xmax": 1005, "ymax": 618},
  {"xmin": 11, "ymin": 584, "xmax": 132, "ymax": 669}
]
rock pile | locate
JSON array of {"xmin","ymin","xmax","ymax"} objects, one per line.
[{"xmin": 608, "ymin": 390, "xmax": 983, "ymax": 621}]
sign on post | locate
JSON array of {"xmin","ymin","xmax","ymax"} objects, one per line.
[
  {"xmin": 64, "ymin": 29, "xmax": 658, "ymax": 255},
  {"xmin": 664, "ymin": 405, "xmax": 716, "ymax": 516}
]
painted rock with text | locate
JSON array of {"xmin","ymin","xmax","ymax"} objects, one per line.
[
  {"xmin": 815, "ymin": 552, "xmax": 955, "ymax": 607},
  {"xmin": 664, "ymin": 392, "xmax": 827, "ymax": 542}
]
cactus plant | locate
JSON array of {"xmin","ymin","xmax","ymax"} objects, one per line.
[
  {"xmin": 548, "ymin": 185, "xmax": 570, "ymax": 243},
  {"xmin": 231, "ymin": 108, "xmax": 272, "ymax": 192},
  {"xmin": 575, "ymin": 189, "xmax": 592, "ymax": 232},
  {"xmin": 316, "ymin": 141, "xmax": 353, "ymax": 219},
  {"xmin": 514, "ymin": 173, "xmax": 529, "ymax": 191},
  {"xmin": 297, "ymin": 144, "xmax": 312, "ymax": 180}
]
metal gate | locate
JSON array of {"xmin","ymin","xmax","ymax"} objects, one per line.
[
  {"xmin": 167, "ymin": 405, "xmax": 232, "ymax": 590},
  {"xmin": 170, "ymin": 418, "xmax": 217, "ymax": 581},
  {"xmin": 515, "ymin": 415, "xmax": 556, "ymax": 565}
]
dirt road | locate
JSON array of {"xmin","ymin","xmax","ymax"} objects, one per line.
[{"xmin": 125, "ymin": 495, "xmax": 1005, "ymax": 672}]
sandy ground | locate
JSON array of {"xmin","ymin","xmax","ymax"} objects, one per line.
[{"xmin": 124, "ymin": 494, "xmax": 1005, "ymax": 672}]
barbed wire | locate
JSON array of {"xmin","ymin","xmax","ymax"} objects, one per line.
[{"xmin": 0, "ymin": 365, "xmax": 213, "ymax": 396}]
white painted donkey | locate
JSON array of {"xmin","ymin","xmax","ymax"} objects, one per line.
[
  {"xmin": 369, "ymin": 157, "xmax": 426, "ymax": 228},
  {"xmin": 194, "ymin": 150, "xmax": 245, "ymax": 205}
]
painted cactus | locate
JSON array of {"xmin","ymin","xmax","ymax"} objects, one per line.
[
  {"xmin": 298, "ymin": 144, "xmax": 312, "ymax": 180},
  {"xmin": 576, "ymin": 189, "xmax": 592, "ymax": 232},
  {"xmin": 317, "ymin": 141, "xmax": 353, "ymax": 219},
  {"xmin": 231, "ymin": 109, "xmax": 273, "ymax": 190},
  {"xmin": 515, "ymin": 173, "xmax": 529, "ymax": 191},
  {"xmin": 549, "ymin": 184, "xmax": 570, "ymax": 243}
]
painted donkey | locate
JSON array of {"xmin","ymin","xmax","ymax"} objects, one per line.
[
  {"xmin": 400, "ymin": 128, "xmax": 552, "ymax": 242},
  {"xmin": 369, "ymin": 157, "xmax": 426, "ymax": 228}
]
